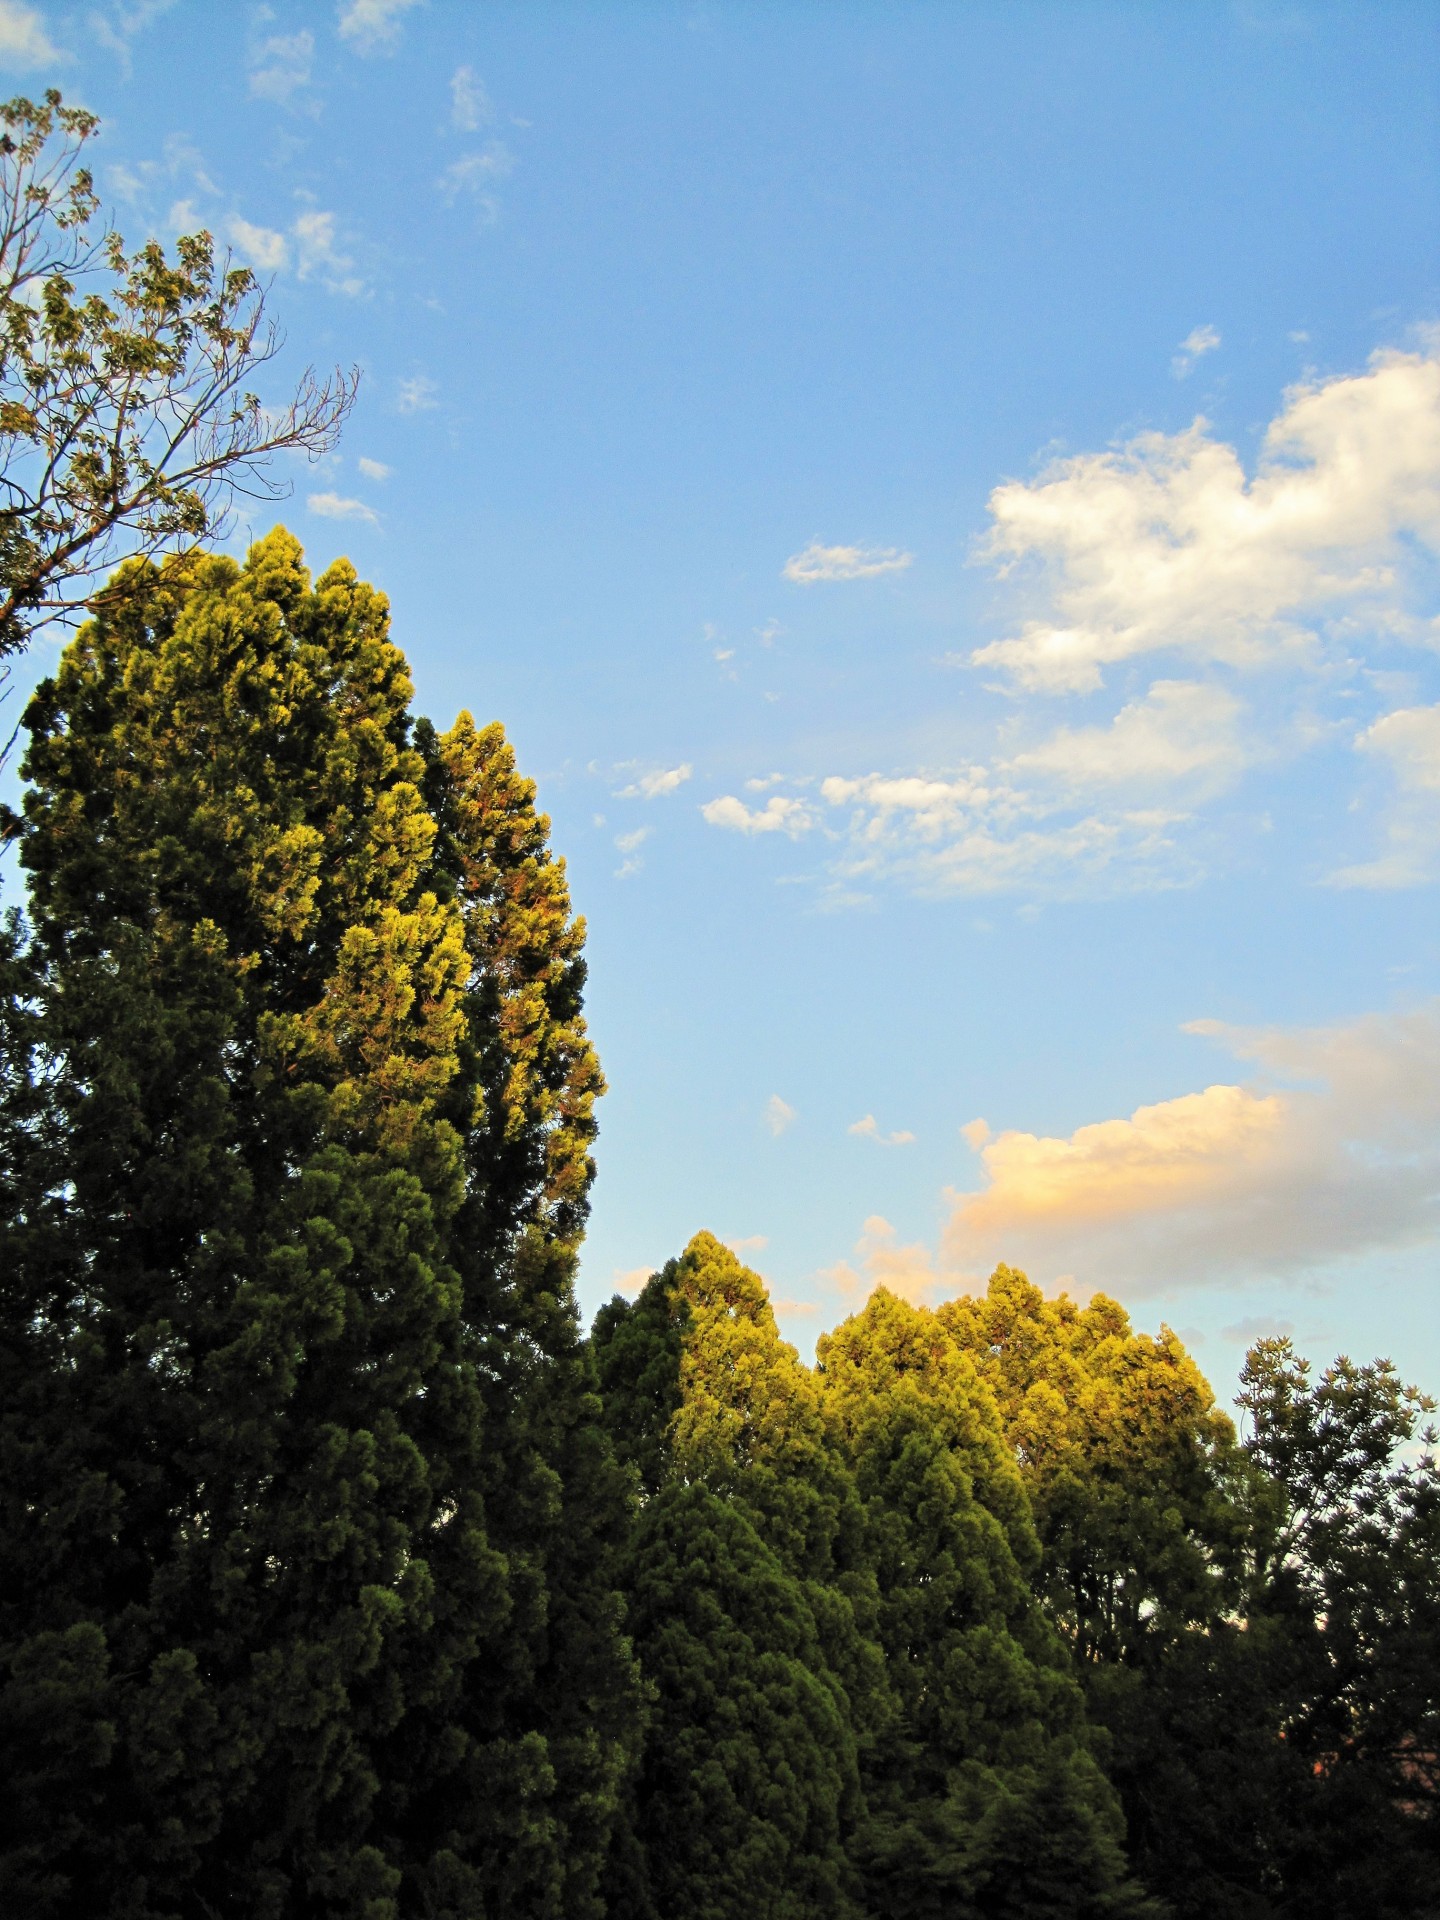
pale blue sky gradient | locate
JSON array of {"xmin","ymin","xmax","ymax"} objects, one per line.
[{"xmin": 5, "ymin": 0, "xmax": 1438, "ymax": 1398}]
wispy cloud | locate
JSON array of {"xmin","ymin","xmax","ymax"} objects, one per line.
[
  {"xmin": 88, "ymin": 0, "xmax": 174, "ymax": 73},
  {"xmin": 0, "ymin": 1, "xmax": 64, "ymax": 66},
  {"xmin": 620, "ymin": 763, "xmax": 692, "ymax": 800},
  {"xmin": 765, "ymin": 1094, "xmax": 797, "ymax": 1137},
  {"xmin": 248, "ymin": 28, "xmax": 314, "ymax": 105},
  {"xmin": 970, "ymin": 343, "xmax": 1440, "ymax": 692},
  {"xmin": 1172, "ymin": 322, "xmax": 1221, "ymax": 378},
  {"xmin": 336, "ymin": 0, "xmax": 422, "ymax": 56},
  {"xmin": 308, "ymin": 491, "xmax": 380, "ymax": 526},
  {"xmin": 450, "ymin": 63, "xmax": 490, "ymax": 131},
  {"xmin": 1007, "ymin": 679, "xmax": 1250, "ymax": 794},
  {"xmin": 293, "ymin": 208, "xmax": 365, "ymax": 296},
  {"xmin": 849, "ymin": 1114, "xmax": 917, "ymax": 1146},
  {"xmin": 1331, "ymin": 702, "xmax": 1440, "ymax": 888},
  {"xmin": 395, "ymin": 374, "xmax": 438, "ymax": 414},
  {"xmin": 438, "ymin": 144, "xmax": 514, "ymax": 212},
  {"xmin": 357, "ymin": 456, "xmax": 391, "ymax": 482},
  {"xmin": 783, "ymin": 540, "xmax": 914, "ymax": 585}
]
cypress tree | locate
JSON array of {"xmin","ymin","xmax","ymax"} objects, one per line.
[{"xmin": 0, "ymin": 531, "xmax": 638, "ymax": 1918}]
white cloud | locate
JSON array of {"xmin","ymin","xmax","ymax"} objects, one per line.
[
  {"xmin": 620, "ymin": 764, "xmax": 692, "ymax": 800},
  {"xmin": 438, "ymin": 144, "xmax": 514, "ymax": 210},
  {"xmin": 1172, "ymin": 323, "xmax": 1221, "ymax": 377},
  {"xmin": 613, "ymin": 826, "xmax": 650, "ymax": 855},
  {"xmin": 765, "ymin": 1094, "xmax": 797, "ymax": 1137},
  {"xmin": 293, "ymin": 209, "xmax": 364, "ymax": 297},
  {"xmin": 308, "ymin": 491, "xmax": 379, "ymax": 525},
  {"xmin": 337, "ymin": 0, "xmax": 422, "ymax": 55},
  {"xmin": 849, "ymin": 1114, "xmax": 917, "ymax": 1146},
  {"xmin": 0, "ymin": 1, "xmax": 63, "ymax": 65},
  {"xmin": 1331, "ymin": 702, "xmax": 1440, "ymax": 888},
  {"xmin": 450, "ymin": 62, "xmax": 490, "ymax": 130},
  {"xmin": 941, "ymin": 1002, "xmax": 1440, "ymax": 1291},
  {"xmin": 972, "ymin": 344, "xmax": 1440, "ymax": 691},
  {"xmin": 357, "ymin": 456, "xmax": 392, "ymax": 482},
  {"xmin": 702, "ymin": 793, "xmax": 814, "ymax": 837},
  {"xmin": 724, "ymin": 1234, "xmax": 770, "ymax": 1254},
  {"xmin": 88, "ymin": 0, "xmax": 172, "ymax": 72},
  {"xmin": 227, "ymin": 215, "xmax": 289, "ymax": 273},
  {"xmin": 249, "ymin": 28, "xmax": 313, "ymax": 103},
  {"xmin": 1007, "ymin": 679, "xmax": 1249, "ymax": 793},
  {"xmin": 784, "ymin": 540, "xmax": 914, "ymax": 585},
  {"xmin": 396, "ymin": 375, "xmax": 438, "ymax": 414}
]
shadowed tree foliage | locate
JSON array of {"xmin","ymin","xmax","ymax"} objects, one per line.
[
  {"xmin": 0, "ymin": 530, "xmax": 637, "ymax": 1919},
  {"xmin": 943, "ymin": 1271, "xmax": 1440, "ymax": 1919},
  {"xmin": 816, "ymin": 1287, "xmax": 1157, "ymax": 1919}
]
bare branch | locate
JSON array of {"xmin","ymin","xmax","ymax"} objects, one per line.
[{"xmin": 0, "ymin": 91, "xmax": 359, "ymax": 658}]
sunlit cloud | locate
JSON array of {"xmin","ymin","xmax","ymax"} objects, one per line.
[
  {"xmin": 357, "ymin": 456, "xmax": 392, "ymax": 481},
  {"xmin": 765, "ymin": 1094, "xmax": 797, "ymax": 1136},
  {"xmin": 783, "ymin": 540, "xmax": 914, "ymax": 584},
  {"xmin": 848, "ymin": 1114, "xmax": 917, "ymax": 1146},
  {"xmin": 822, "ymin": 1215, "xmax": 939, "ymax": 1307},
  {"xmin": 971, "ymin": 343, "xmax": 1440, "ymax": 692},
  {"xmin": 941, "ymin": 1002, "xmax": 1440, "ymax": 1290}
]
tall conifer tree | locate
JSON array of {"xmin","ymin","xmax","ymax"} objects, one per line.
[{"xmin": 0, "ymin": 531, "xmax": 638, "ymax": 1918}]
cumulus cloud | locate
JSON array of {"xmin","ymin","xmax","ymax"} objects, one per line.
[
  {"xmin": 337, "ymin": 0, "xmax": 422, "ymax": 55},
  {"xmin": 613, "ymin": 826, "xmax": 650, "ymax": 854},
  {"xmin": 227, "ymin": 215, "xmax": 288, "ymax": 273},
  {"xmin": 971, "ymin": 344, "xmax": 1440, "ymax": 692},
  {"xmin": 702, "ymin": 793, "xmax": 815, "ymax": 837},
  {"xmin": 613, "ymin": 1266, "xmax": 653, "ymax": 1298},
  {"xmin": 942, "ymin": 1002, "xmax": 1440, "ymax": 1291},
  {"xmin": 849, "ymin": 1114, "xmax": 917, "ymax": 1146},
  {"xmin": 765, "ymin": 1095, "xmax": 797, "ymax": 1137},
  {"xmin": 783, "ymin": 540, "xmax": 914, "ymax": 584},
  {"xmin": 1172, "ymin": 323, "xmax": 1221, "ymax": 377},
  {"xmin": 357, "ymin": 456, "xmax": 391, "ymax": 481},
  {"xmin": 0, "ymin": 0, "xmax": 62, "ymax": 65},
  {"xmin": 1331, "ymin": 702, "xmax": 1440, "ymax": 888},
  {"xmin": 620, "ymin": 764, "xmax": 692, "ymax": 799},
  {"xmin": 308, "ymin": 492, "xmax": 379, "ymax": 525}
]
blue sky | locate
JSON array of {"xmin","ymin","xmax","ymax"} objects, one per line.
[{"xmin": 5, "ymin": 0, "xmax": 1439, "ymax": 1398}]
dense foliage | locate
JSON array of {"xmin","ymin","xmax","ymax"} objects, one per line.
[{"xmin": 1, "ymin": 534, "xmax": 1436, "ymax": 1917}]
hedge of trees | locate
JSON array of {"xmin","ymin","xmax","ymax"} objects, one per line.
[{"xmin": 1, "ymin": 534, "xmax": 1435, "ymax": 1918}]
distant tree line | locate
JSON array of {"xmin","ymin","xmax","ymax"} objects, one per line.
[{"xmin": 0, "ymin": 89, "xmax": 1436, "ymax": 1920}]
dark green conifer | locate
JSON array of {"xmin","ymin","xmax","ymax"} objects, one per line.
[{"xmin": 0, "ymin": 531, "xmax": 637, "ymax": 1918}]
